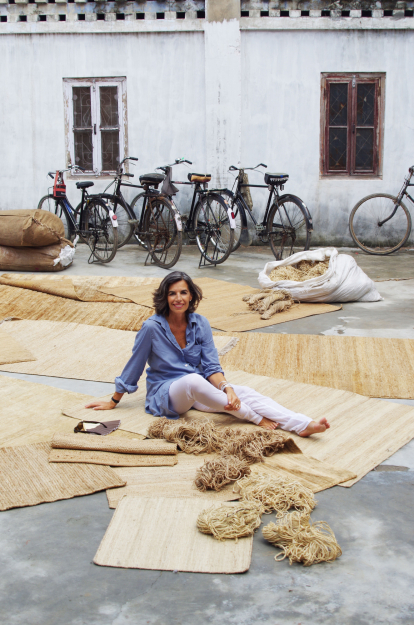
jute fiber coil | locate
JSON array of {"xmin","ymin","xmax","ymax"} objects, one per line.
[
  {"xmin": 235, "ymin": 472, "xmax": 316, "ymax": 516},
  {"xmin": 197, "ymin": 501, "xmax": 263, "ymax": 541},
  {"xmin": 194, "ymin": 456, "xmax": 251, "ymax": 491},
  {"xmin": 220, "ymin": 429, "xmax": 287, "ymax": 464},
  {"xmin": 269, "ymin": 260, "xmax": 330, "ymax": 283},
  {"xmin": 48, "ymin": 448, "xmax": 178, "ymax": 467},
  {"xmin": 242, "ymin": 289, "xmax": 296, "ymax": 320},
  {"xmin": 51, "ymin": 432, "xmax": 177, "ymax": 455},
  {"xmin": 148, "ymin": 418, "xmax": 221, "ymax": 454},
  {"xmin": 262, "ymin": 511, "xmax": 342, "ymax": 566}
]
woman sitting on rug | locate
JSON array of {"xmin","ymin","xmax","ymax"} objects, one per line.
[{"xmin": 85, "ymin": 271, "xmax": 329, "ymax": 437}]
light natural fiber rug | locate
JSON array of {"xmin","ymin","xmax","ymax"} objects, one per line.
[
  {"xmin": 49, "ymin": 448, "xmax": 178, "ymax": 467},
  {"xmin": 0, "ymin": 329, "xmax": 36, "ymax": 365},
  {"xmin": 0, "ymin": 376, "xmax": 145, "ymax": 448},
  {"xmin": 94, "ymin": 495, "xmax": 253, "ymax": 573},
  {"xmin": 219, "ymin": 332, "xmax": 414, "ymax": 399},
  {"xmin": 98, "ymin": 277, "xmax": 341, "ymax": 332},
  {"xmin": 106, "ymin": 454, "xmax": 240, "ymax": 508},
  {"xmin": 51, "ymin": 432, "xmax": 177, "ymax": 455},
  {"xmin": 0, "ymin": 320, "xmax": 237, "ymax": 382},
  {"xmin": 0, "ymin": 442, "xmax": 126, "ymax": 510}
]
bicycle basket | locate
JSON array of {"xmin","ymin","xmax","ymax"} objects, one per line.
[{"xmin": 53, "ymin": 171, "xmax": 66, "ymax": 198}]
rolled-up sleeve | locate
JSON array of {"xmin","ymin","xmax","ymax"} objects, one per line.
[
  {"xmin": 199, "ymin": 318, "xmax": 224, "ymax": 379},
  {"xmin": 115, "ymin": 323, "xmax": 153, "ymax": 393}
]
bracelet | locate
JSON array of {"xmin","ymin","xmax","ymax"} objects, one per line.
[
  {"xmin": 111, "ymin": 396, "xmax": 120, "ymax": 405},
  {"xmin": 218, "ymin": 381, "xmax": 228, "ymax": 391},
  {"xmin": 221, "ymin": 383, "xmax": 234, "ymax": 392}
]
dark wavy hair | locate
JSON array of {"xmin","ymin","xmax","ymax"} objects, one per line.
[{"xmin": 153, "ymin": 271, "xmax": 203, "ymax": 317}]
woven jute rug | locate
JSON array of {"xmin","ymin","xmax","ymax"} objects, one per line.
[
  {"xmin": 94, "ymin": 495, "xmax": 253, "ymax": 573},
  {"xmin": 51, "ymin": 432, "xmax": 177, "ymax": 455},
  {"xmin": 0, "ymin": 376, "xmax": 145, "ymax": 448},
  {"xmin": 98, "ymin": 277, "xmax": 342, "ymax": 332},
  {"xmin": 0, "ymin": 330, "xmax": 36, "ymax": 365},
  {"xmin": 0, "ymin": 319, "xmax": 237, "ymax": 382},
  {"xmin": 0, "ymin": 442, "xmax": 125, "ymax": 510},
  {"xmin": 49, "ymin": 448, "xmax": 178, "ymax": 467},
  {"xmin": 218, "ymin": 332, "xmax": 414, "ymax": 399}
]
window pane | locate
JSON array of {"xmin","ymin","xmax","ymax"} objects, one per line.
[
  {"xmin": 101, "ymin": 130, "xmax": 119, "ymax": 171},
  {"xmin": 357, "ymin": 83, "xmax": 375, "ymax": 126},
  {"xmin": 100, "ymin": 86, "xmax": 119, "ymax": 128},
  {"xmin": 329, "ymin": 127, "xmax": 347, "ymax": 170},
  {"xmin": 329, "ymin": 83, "xmax": 348, "ymax": 126},
  {"xmin": 74, "ymin": 130, "xmax": 93, "ymax": 170},
  {"xmin": 73, "ymin": 87, "xmax": 92, "ymax": 128},
  {"xmin": 355, "ymin": 128, "xmax": 374, "ymax": 170}
]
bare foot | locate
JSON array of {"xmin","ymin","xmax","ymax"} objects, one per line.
[
  {"xmin": 299, "ymin": 417, "xmax": 330, "ymax": 438},
  {"xmin": 259, "ymin": 417, "xmax": 279, "ymax": 431}
]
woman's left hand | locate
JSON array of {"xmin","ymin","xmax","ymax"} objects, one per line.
[{"xmin": 224, "ymin": 387, "xmax": 242, "ymax": 412}]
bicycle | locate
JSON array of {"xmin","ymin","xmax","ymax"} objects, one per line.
[
  {"xmin": 349, "ymin": 166, "xmax": 414, "ymax": 255},
  {"xmin": 131, "ymin": 158, "xmax": 235, "ymax": 266},
  {"xmin": 220, "ymin": 164, "xmax": 312, "ymax": 259},
  {"xmin": 37, "ymin": 166, "xmax": 118, "ymax": 263}
]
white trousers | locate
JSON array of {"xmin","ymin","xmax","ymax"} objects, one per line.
[{"xmin": 168, "ymin": 373, "xmax": 312, "ymax": 435}]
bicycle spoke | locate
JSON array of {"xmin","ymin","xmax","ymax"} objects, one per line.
[
  {"xmin": 194, "ymin": 195, "xmax": 234, "ymax": 264},
  {"xmin": 144, "ymin": 198, "xmax": 182, "ymax": 269}
]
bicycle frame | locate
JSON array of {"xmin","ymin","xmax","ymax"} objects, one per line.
[{"xmin": 378, "ymin": 177, "xmax": 414, "ymax": 227}]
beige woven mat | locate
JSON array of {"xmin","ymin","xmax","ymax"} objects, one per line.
[
  {"xmin": 0, "ymin": 330, "xmax": 36, "ymax": 365},
  {"xmin": 51, "ymin": 432, "xmax": 177, "ymax": 455},
  {"xmin": 219, "ymin": 332, "xmax": 414, "ymax": 399},
  {"xmin": 106, "ymin": 454, "xmax": 240, "ymax": 508},
  {"xmin": 0, "ymin": 375, "xmax": 145, "ymax": 448},
  {"xmin": 49, "ymin": 448, "xmax": 177, "ymax": 467},
  {"xmin": 0, "ymin": 320, "xmax": 237, "ymax": 382},
  {"xmin": 98, "ymin": 278, "xmax": 341, "ymax": 332},
  {"xmin": 94, "ymin": 495, "xmax": 253, "ymax": 573},
  {"xmin": 0, "ymin": 442, "xmax": 125, "ymax": 510}
]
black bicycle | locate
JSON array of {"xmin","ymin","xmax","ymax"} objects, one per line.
[
  {"xmin": 131, "ymin": 158, "xmax": 235, "ymax": 265},
  {"xmin": 220, "ymin": 164, "xmax": 312, "ymax": 259},
  {"xmin": 349, "ymin": 166, "xmax": 414, "ymax": 255},
  {"xmin": 37, "ymin": 166, "xmax": 118, "ymax": 263}
]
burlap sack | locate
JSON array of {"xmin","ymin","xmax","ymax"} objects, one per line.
[
  {"xmin": 0, "ymin": 240, "xmax": 74, "ymax": 272},
  {"xmin": 0, "ymin": 210, "xmax": 65, "ymax": 247}
]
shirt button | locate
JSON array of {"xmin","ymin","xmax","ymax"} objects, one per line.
[{"xmin": 185, "ymin": 364, "xmax": 188, "ymax": 367}]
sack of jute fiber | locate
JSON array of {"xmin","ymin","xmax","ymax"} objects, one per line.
[
  {"xmin": 0, "ymin": 209, "xmax": 65, "ymax": 247},
  {"xmin": 258, "ymin": 247, "xmax": 382, "ymax": 303},
  {"xmin": 0, "ymin": 240, "xmax": 75, "ymax": 272}
]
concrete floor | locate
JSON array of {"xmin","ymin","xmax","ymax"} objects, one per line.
[{"xmin": 1, "ymin": 245, "xmax": 414, "ymax": 625}]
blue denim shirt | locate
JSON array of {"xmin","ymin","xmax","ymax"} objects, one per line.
[{"xmin": 115, "ymin": 313, "xmax": 224, "ymax": 418}]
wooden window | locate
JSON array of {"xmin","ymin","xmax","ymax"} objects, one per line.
[
  {"xmin": 320, "ymin": 73, "xmax": 385, "ymax": 177},
  {"xmin": 63, "ymin": 77, "xmax": 127, "ymax": 176}
]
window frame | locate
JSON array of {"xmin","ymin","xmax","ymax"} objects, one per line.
[
  {"xmin": 63, "ymin": 77, "xmax": 128, "ymax": 177},
  {"xmin": 320, "ymin": 73, "xmax": 385, "ymax": 178}
]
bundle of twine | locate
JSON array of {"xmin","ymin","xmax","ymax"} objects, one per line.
[
  {"xmin": 269, "ymin": 259, "xmax": 329, "ymax": 283},
  {"xmin": 197, "ymin": 501, "xmax": 263, "ymax": 541},
  {"xmin": 242, "ymin": 289, "xmax": 296, "ymax": 319},
  {"xmin": 194, "ymin": 455, "xmax": 251, "ymax": 492},
  {"xmin": 262, "ymin": 511, "xmax": 342, "ymax": 566}
]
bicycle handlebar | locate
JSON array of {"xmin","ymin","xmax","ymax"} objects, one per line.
[
  {"xmin": 156, "ymin": 158, "xmax": 192, "ymax": 171},
  {"xmin": 229, "ymin": 163, "xmax": 267, "ymax": 171},
  {"xmin": 48, "ymin": 165, "xmax": 85, "ymax": 179}
]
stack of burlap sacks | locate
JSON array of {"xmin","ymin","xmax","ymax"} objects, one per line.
[{"xmin": 0, "ymin": 210, "xmax": 75, "ymax": 272}]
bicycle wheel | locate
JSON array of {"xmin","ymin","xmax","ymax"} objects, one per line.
[
  {"xmin": 97, "ymin": 194, "xmax": 134, "ymax": 248},
  {"xmin": 38, "ymin": 194, "xmax": 74, "ymax": 241},
  {"xmin": 130, "ymin": 192, "xmax": 147, "ymax": 247},
  {"xmin": 267, "ymin": 196, "xmax": 311, "ymax": 260},
  {"xmin": 349, "ymin": 193, "xmax": 412, "ymax": 255},
  {"xmin": 84, "ymin": 198, "xmax": 118, "ymax": 263},
  {"xmin": 193, "ymin": 194, "xmax": 234, "ymax": 264},
  {"xmin": 219, "ymin": 189, "xmax": 245, "ymax": 252},
  {"xmin": 143, "ymin": 197, "xmax": 182, "ymax": 269}
]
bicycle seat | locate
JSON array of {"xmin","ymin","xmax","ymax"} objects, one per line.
[
  {"xmin": 76, "ymin": 181, "xmax": 94, "ymax": 189},
  {"xmin": 188, "ymin": 173, "xmax": 212, "ymax": 183},
  {"xmin": 264, "ymin": 173, "xmax": 289, "ymax": 186},
  {"xmin": 139, "ymin": 173, "xmax": 165, "ymax": 186}
]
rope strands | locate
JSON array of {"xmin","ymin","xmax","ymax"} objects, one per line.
[
  {"xmin": 194, "ymin": 456, "xmax": 251, "ymax": 492},
  {"xmin": 242, "ymin": 289, "xmax": 296, "ymax": 319},
  {"xmin": 197, "ymin": 502, "xmax": 263, "ymax": 541},
  {"xmin": 262, "ymin": 511, "xmax": 342, "ymax": 566},
  {"xmin": 220, "ymin": 429, "xmax": 287, "ymax": 464},
  {"xmin": 147, "ymin": 418, "xmax": 222, "ymax": 455},
  {"xmin": 235, "ymin": 472, "xmax": 316, "ymax": 516},
  {"xmin": 269, "ymin": 260, "xmax": 330, "ymax": 283}
]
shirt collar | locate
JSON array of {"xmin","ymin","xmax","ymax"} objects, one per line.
[{"xmin": 153, "ymin": 313, "xmax": 197, "ymax": 329}]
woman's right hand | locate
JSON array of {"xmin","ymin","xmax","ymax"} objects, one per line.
[{"xmin": 84, "ymin": 400, "xmax": 116, "ymax": 411}]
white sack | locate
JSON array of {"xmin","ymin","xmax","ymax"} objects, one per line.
[{"xmin": 258, "ymin": 247, "xmax": 383, "ymax": 303}]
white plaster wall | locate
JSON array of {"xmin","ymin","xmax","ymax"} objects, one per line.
[
  {"xmin": 0, "ymin": 32, "xmax": 205, "ymax": 213},
  {"xmin": 241, "ymin": 29, "xmax": 414, "ymax": 245}
]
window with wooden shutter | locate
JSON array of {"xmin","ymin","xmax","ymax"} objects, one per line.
[{"xmin": 321, "ymin": 73, "xmax": 385, "ymax": 177}]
